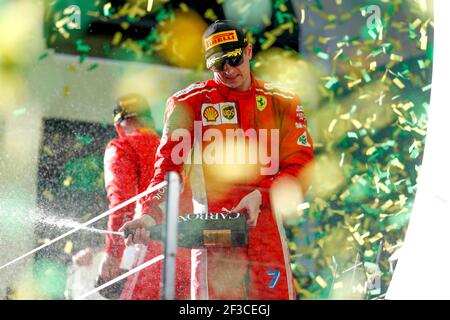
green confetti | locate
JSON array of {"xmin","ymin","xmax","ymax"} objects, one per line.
[
  {"xmin": 38, "ymin": 52, "xmax": 49, "ymax": 61},
  {"xmin": 13, "ymin": 108, "xmax": 27, "ymax": 116},
  {"xmin": 75, "ymin": 39, "xmax": 91, "ymax": 53},
  {"xmin": 325, "ymin": 77, "xmax": 339, "ymax": 89},
  {"xmin": 75, "ymin": 135, "xmax": 93, "ymax": 146},
  {"xmin": 347, "ymin": 132, "xmax": 358, "ymax": 139},
  {"xmin": 361, "ymin": 70, "xmax": 371, "ymax": 83},
  {"xmin": 417, "ymin": 59, "xmax": 426, "ymax": 69},
  {"xmin": 422, "ymin": 84, "xmax": 432, "ymax": 92},
  {"xmin": 87, "ymin": 63, "xmax": 98, "ymax": 71}
]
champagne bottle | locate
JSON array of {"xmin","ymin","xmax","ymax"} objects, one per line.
[{"xmin": 124, "ymin": 212, "xmax": 248, "ymax": 248}]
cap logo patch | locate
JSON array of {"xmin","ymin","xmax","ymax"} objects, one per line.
[{"xmin": 204, "ymin": 30, "xmax": 238, "ymax": 51}]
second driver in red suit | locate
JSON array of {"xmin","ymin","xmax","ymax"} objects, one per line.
[
  {"xmin": 121, "ymin": 21, "xmax": 314, "ymax": 300},
  {"xmin": 98, "ymin": 94, "xmax": 191, "ymax": 299}
]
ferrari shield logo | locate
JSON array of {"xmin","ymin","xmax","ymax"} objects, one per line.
[{"xmin": 256, "ymin": 95, "xmax": 267, "ymax": 111}]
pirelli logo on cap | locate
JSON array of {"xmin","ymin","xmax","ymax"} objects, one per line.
[{"xmin": 204, "ymin": 30, "xmax": 238, "ymax": 51}]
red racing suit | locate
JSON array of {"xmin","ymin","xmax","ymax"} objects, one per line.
[
  {"xmin": 128, "ymin": 74, "xmax": 314, "ymax": 300},
  {"xmin": 105, "ymin": 128, "xmax": 193, "ymax": 300},
  {"xmin": 104, "ymin": 128, "xmax": 161, "ymax": 259}
]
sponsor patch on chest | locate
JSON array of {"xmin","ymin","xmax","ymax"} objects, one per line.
[{"xmin": 201, "ymin": 102, "xmax": 238, "ymax": 126}]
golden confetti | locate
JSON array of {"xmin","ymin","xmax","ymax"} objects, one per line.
[
  {"xmin": 64, "ymin": 241, "xmax": 73, "ymax": 254},
  {"xmin": 112, "ymin": 32, "xmax": 123, "ymax": 46},
  {"xmin": 147, "ymin": 0, "xmax": 153, "ymax": 11},
  {"xmin": 328, "ymin": 119, "xmax": 338, "ymax": 133},
  {"xmin": 353, "ymin": 232, "xmax": 365, "ymax": 246},
  {"xmin": 333, "ymin": 282, "xmax": 343, "ymax": 289},
  {"xmin": 120, "ymin": 22, "xmax": 130, "ymax": 30},
  {"xmin": 390, "ymin": 54, "xmax": 404, "ymax": 62},
  {"xmin": 57, "ymin": 27, "xmax": 70, "ymax": 39},
  {"xmin": 381, "ymin": 200, "xmax": 394, "ymax": 211},
  {"xmin": 42, "ymin": 146, "xmax": 54, "ymax": 157},
  {"xmin": 315, "ymin": 276, "xmax": 328, "ymax": 288},
  {"xmin": 393, "ymin": 78, "xmax": 405, "ymax": 89},
  {"xmin": 63, "ymin": 176, "xmax": 73, "ymax": 187},
  {"xmin": 204, "ymin": 8, "xmax": 218, "ymax": 21},
  {"xmin": 63, "ymin": 85, "xmax": 70, "ymax": 96},
  {"xmin": 369, "ymin": 233, "xmax": 384, "ymax": 244}
]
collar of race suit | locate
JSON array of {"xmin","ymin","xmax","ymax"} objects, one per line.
[{"xmin": 213, "ymin": 72, "xmax": 257, "ymax": 101}]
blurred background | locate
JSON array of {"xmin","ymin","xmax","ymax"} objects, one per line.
[{"xmin": 0, "ymin": 0, "xmax": 433, "ymax": 299}]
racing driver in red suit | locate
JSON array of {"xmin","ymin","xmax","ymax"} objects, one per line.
[
  {"xmin": 121, "ymin": 21, "xmax": 314, "ymax": 300},
  {"xmin": 98, "ymin": 94, "xmax": 191, "ymax": 300},
  {"xmin": 99, "ymin": 94, "xmax": 161, "ymax": 281},
  {"xmin": 100, "ymin": 94, "xmax": 194, "ymax": 299}
]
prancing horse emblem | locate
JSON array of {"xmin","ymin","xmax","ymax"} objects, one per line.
[{"xmin": 256, "ymin": 95, "xmax": 267, "ymax": 111}]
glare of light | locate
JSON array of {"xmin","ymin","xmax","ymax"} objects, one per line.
[
  {"xmin": 156, "ymin": 9, "xmax": 208, "ymax": 69},
  {"xmin": 270, "ymin": 175, "xmax": 304, "ymax": 222},
  {"xmin": 114, "ymin": 67, "xmax": 161, "ymax": 108},
  {"xmin": 222, "ymin": 0, "xmax": 272, "ymax": 33},
  {"xmin": 0, "ymin": 1, "xmax": 42, "ymax": 67},
  {"xmin": 203, "ymin": 137, "xmax": 260, "ymax": 186},
  {"xmin": 0, "ymin": 1, "xmax": 39, "ymax": 113},
  {"xmin": 0, "ymin": 198, "xmax": 31, "ymax": 240},
  {"xmin": 307, "ymin": 153, "xmax": 346, "ymax": 199},
  {"xmin": 409, "ymin": 0, "xmax": 434, "ymax": 18},
  {"xmin": 8, "ymin": 271, "xmax": 41, "ymax": 300},
  {"xmin": 33, "ymin": 259, "xmax": 67, "ymax": 299},
  {"xmin": 309, "ymin": 80, "xmax": 396, "ymax": 146},
  {"xmin": 253, "ymin": 48, "xmax": 323, "ymax": 111},
  {"xmin": 0, "ymin": 72, "xmax": 28, "ymax": 113}
]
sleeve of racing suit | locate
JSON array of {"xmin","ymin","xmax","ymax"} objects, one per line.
[
  {"xmin": 258, "ymin": 96, "xmax": 314, "ymax": 208},
  {"xmin": 104, "ymin": 140, "xmax": 138, "ymax": 258},
  {"xmin": 140, "ymin": 97, "xmax": 195, "ymax": 223}
]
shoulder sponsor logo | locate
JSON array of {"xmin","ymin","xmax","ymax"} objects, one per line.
[
  {"xmin": 204, "ymin": 30, "xmax": 238, "ymax": 51},
  {"xmin": 295, "ymin": 105, "xmax": 307, "ymax": 128},
  {"xmin": 256, "ymin": 95, "xmax": 268, "ymax": 111},
  {"xmin": 297, "ymin": 132, "xmax": 311, "ymax": 147},
  {"xmin": 174, "ymin": 82, "xmax": 207, "ymax": 98},
  {"xmin": 220, "ymin": 103, "xmax": 237, "ymax": 124}
]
